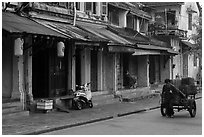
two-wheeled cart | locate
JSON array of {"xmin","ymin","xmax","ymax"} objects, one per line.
[{"xmin": 161, "ymin": 77, "xmax": 197, "ymax": 118}]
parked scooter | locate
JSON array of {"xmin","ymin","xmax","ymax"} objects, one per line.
[{"xmin": 72, "ymin": 82, "xmax": 93, "ymax": 110}]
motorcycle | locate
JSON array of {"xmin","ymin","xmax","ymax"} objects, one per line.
[{"xmin": 72, "ymin": 82, "xmax": 93, "ymax": 110}]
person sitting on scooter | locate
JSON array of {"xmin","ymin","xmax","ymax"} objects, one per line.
[{"xmin": 162, "ymin": 79, "xmax": 185, "ymax": 118}]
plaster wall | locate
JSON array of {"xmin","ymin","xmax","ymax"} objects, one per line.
[
  {"xmin": 179, "ymin": 2, "xmax": 199, "ymax": 37},
  {"xmin": 188, "ymin": 54, "xmax": 199, "ymax": 80}
]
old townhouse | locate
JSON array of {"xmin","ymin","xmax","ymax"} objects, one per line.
[
  {"xmin": 2, "ymin": 2, "xmax": 200, "ymax": 111},
  {"xmin": 142, "ymin": 2, "xmax": 201, "ymax": 80},
  {"xmin": 107, "ymin": 2, "xmax": 177, "ymax": 88}
]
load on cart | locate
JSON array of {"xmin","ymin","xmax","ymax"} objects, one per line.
[{"xmin": 161, "ymin": 77, "xmax": 197, "ymax": 118}]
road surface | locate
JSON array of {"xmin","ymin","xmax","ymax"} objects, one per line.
[{"xmin": 43, "ymin": 98, "xmax": 202, "ymax": 135}]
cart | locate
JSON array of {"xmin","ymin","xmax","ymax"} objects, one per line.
[{"xmin": 160, "ymin": 78, "xmax": 197, "ymax": 118}]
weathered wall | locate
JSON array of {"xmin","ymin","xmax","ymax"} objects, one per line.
[
  {"xmin": 171, "ymin": 39, "xmax": 183, "ymax": 79},
  {"xmin": 180, "ymin": 2, "xmax": 199, "ymax": 37},
  {"xmin": 137, "ymin": 55, "xmax": 149, "ymax": 87},
  {"xmin": 119, "ymin": 10, "xmax": 128, "ymax": 27},
  {"xmin": 188, "ymin": 54, "xmax": 199, "ymax": 80}
]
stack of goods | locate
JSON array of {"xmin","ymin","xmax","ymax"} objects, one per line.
[{"xmin": 179, "ymin": 77, "xmax": 197, "ymax": 95}]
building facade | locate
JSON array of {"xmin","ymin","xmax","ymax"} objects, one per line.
[
  {"xmin": 2, "ymin": 2, "xmax": 200, "ymax": 110},
  {"xmin": 143, "ymin": 2, "xmax": 201, "ymax": 80}
]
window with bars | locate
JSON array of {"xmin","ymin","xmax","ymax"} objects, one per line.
[
  {"xmin": 84, "ymin": 2, "xmax": 97, "ymax": 14},
  {"xmin": 188, "ymin": 13, "xmax": 192, "ymax": 30},
  {"xmin": 85, "ymin": 2, "xmax": 92, "ymax": 11},
  {"xmin": 101, "ymin": 2, "xmax": 107, "ymax": 15},
  {"xmin": 58, "ymin": 2, "xmax": 67, "ymax": 8}
]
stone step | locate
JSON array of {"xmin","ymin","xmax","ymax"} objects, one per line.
[{"xmin": 92, "ymin": 93, "xmax": 119, "ymax": 106}]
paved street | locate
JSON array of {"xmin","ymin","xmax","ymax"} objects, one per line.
[{"xmin": 43, "ymin": 98, "xmax": 202, "ymax": 135}]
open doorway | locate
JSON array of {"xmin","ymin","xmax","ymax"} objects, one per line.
[
  {"xmin": 32, "ymin": 42, "xmax": 66, "ymax": 99},
  {"xmin": 91, "ymin": 50, "xmax": 98, "ymax": 92}
]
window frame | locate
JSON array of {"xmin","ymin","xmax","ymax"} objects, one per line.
[
  {"xmin": 188, "ymin": 13, "xmax": 192, "ymax": 30},
  {"xmin": 101, "ymin": 2, "xmax": 107, "ymax": 15}
]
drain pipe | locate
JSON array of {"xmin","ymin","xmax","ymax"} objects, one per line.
[{"xmin": 73, "ymin": 2, "xmax": 77, "ymax": 26}]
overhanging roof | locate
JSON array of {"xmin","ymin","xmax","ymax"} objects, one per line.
[
  {"xmin": 132, "ymin": 49, "xmax": 161, "ymax": 55},
  {"xmin": 141, "ymin": 2, "xmax": 184, "ymax": 7},
  {"xmin": 107, "ymin": 25, "xmax": 150, "ymax": 45},
  {"xmin": 181, "ymin": 40, "xmax": 195, "ymax": 48},
  {"xmin": 2, "ymin": 12, "xmax": 67, "ymax": 38},
  {"xmin": 76, "ymin": 21, "xmax": 133, "ymax": 46},
  {"xmin": 32, "ymin": 19, "xmax": 108, "ymax": 43}
]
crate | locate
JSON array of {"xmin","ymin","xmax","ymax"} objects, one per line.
[{"xmin": 37, "ymin": 99, "xmax": 53, "ymax": 110}]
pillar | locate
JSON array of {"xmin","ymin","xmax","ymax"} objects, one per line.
[{"xmin": 97, "ymin": 50, "xmax": 103, "ymax": 91}]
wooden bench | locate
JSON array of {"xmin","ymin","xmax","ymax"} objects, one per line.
[{"xmin": 54, "ymin": 95, "xmax": 74, "ymax": 113}]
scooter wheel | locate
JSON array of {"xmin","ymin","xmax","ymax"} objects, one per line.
[
  {"xmin": 76, "ymin": 101, "xmax": 82, "ymax": 110},
  {"xmin": 89, "ymin": 101, "xmax": 93, "ymax": 108}
]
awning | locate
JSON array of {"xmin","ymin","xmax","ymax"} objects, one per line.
[
  {"xmin": 33, "ymin": 19, "xmax": 108, "ymax": 43},
  {"xmin": 181, "ymin": 40, "xmax": 195, "ymax": 48},
  {"xmin": 107, "ymin": 25, "xmax": 150, "ymax": 45},
  {"xmin": 76, "ymin": 21, "xmax": 133, "ymax": 46},
  {"xmin": 166, "ymin": 49, "xmax": 179, "ymax": 55},
  {"xmin": 137, "ymin": 44, "xmax": 178, "ymax": 55},
  {"xmin": 132, "ymin": 49, "xmax": 161, "ymax": 56},
  {"xmin": 137, "ymin": 44, "xmax": 168, "ymax": 50},
  {"xmin": 108, "ymin": 46, "xmax": 137, "ymax": 53},
  {"xmin": 2, "ymin": 12, "xmax": 66, "ymax": 38}
]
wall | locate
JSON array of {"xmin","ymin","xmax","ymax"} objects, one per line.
[
  {"xmin": 171, "ymin": 38, "xmax": 183, "ymax": 79},
  {"xmin": 119, "ymin": 10, "xmax": 128, "ymax": 27},
  {"xmin": 179, "ymin": 2, "xmax": 199, "ymax": 36},
  {"xmin": 188, "ymin": 54, "xmax": 199, "ymax": 80},
  {"xmin": 137, "ymin": 55, "xmax": 149, "ymax": 87}
]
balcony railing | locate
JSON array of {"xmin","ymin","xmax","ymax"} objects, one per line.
[{"xmin": 148, "ymin": 23, "xmax": 187, "ymax": 39}]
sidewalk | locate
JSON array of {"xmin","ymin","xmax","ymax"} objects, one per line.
[{"xmin": 2, "ymin": 89, "xmax": 202, "ymax": 135}]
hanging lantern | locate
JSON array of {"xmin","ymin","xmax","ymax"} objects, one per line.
[
  {"xmin": 14, "ymin": 38, "xmax": 24, "ymax": 56},
  {"xmin": 57, "ymin": 41, "xmax": 65, "ymax": 57}
]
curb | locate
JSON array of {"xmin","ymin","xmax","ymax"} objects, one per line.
[
  {"xmin": 24, "ymin": 96, "xmax": 202, "ymax": 135},
  {"xmin": 25, "ymin": 116, "xmax": 114, "ymax": 135}
]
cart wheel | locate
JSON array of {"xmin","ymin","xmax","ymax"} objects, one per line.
[
  {"xmin": 76, "ymin": 101, "xmax": 82, "ymax": 110},
  {"xmin": 189, "ymin": 101, "xmax": 196, "ymax": 117},
  {"xmin": 161, "ymin": 105, "xmax": 167, "ymax": 116}
]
